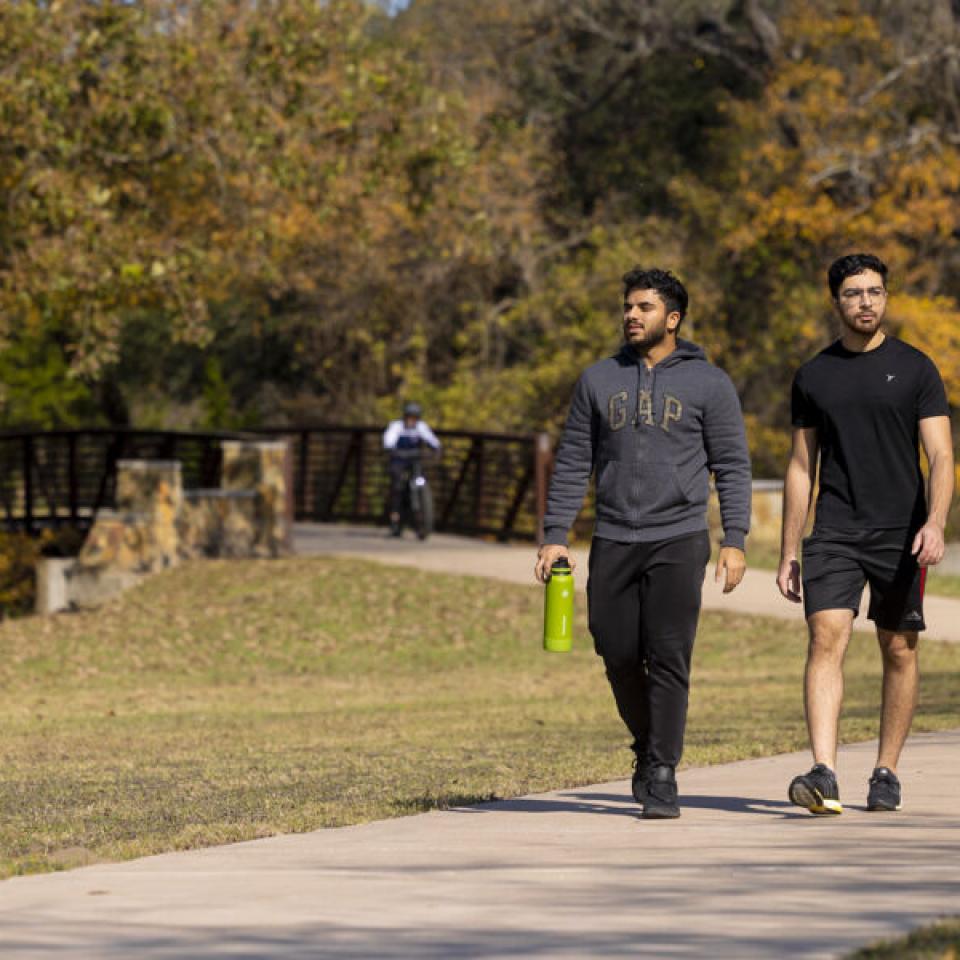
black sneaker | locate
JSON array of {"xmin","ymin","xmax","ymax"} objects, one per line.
[
  {"xmin": 641, "ymin": 764, "xmax": 680, "ymax": 819},
  {"xmin": 788, "ymin": 763, "xmax": 843, "ymax": 815},
  {"xmin": 631, "ymin": 755, "xmax": 648, "ymax": 805},
  {"xmin": 867, "ymin": 767, "xmax": 902, "ymax": 811}
]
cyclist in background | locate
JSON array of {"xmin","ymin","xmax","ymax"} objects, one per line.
[{"xmin": 382, "ymin": 402, "xmax": 441, "ymax": 536}]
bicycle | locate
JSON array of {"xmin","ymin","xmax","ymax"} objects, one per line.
[
  {"xmin": 403, "ymin": 456, "xmax": 434, "ymax": 540},
  {"xmin": 388, "ymin": 449, "xmax": 435, "ymax": 540}
]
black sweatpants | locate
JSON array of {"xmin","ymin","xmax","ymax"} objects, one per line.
[
  {"xmin": 587, "ymin": 532, "xmax": 711, "ymax": 769},
  {"xmin": 387, "ymin": 460, "xmax": 409, "ymax": 516}
]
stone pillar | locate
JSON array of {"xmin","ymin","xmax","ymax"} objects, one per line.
[
  {"xmin": 707, "ymin": 479, "xmax": 783, "ymax": 549},
  {"xmin": 749, "ymin": 480, "xmax": 784, "ymax": 547},
  {"xmin": 35, "ymin": 557, "xmax": 71, "ymax": 615},
  {"xmin": 39, "ymin": 444, "xmax": 290, "ymax": 614},
  {"xmin": 221, "ymin": 440, "xmax": 291, "ymax": 557},
  {"xmin": 79, "ymin": 460, "xmax": 182, "ymax": 573}
]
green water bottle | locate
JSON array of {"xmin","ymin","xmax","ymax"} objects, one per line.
[{"xmin": 543, "ymin": 557, "xmax": 574, "ymax": 652}]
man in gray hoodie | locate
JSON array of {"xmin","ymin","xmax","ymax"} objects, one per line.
[{"xmin": 535, "ymin": 267, "xmax": 752, "ymax": 819}]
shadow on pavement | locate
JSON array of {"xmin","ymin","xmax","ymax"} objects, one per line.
[
  {"xmin": 573, "ymin": 790, "xmax": 799, "ymax": 817},
  {"xmin": 451, "ymin": 795, "xmax": 638, "ymax": 818},
  {"xmin": 450, "ymin": 790, "xmax": 798, "ymax": 819},
  {"xmin": 2, "ymin": 907, "xmax": 924, "ymax": 959},
  {"xmin": 677, "ymin": 794, "xmax": 800, "ymax": 816}
]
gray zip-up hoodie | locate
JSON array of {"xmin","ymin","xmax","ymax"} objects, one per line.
[{"xmin": 543, "ymin": 339, "xmax": 752, "ymax": 549}]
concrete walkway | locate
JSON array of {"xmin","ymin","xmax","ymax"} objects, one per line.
[
  {"xmin": 2, "ymin": 734, "xmax": 959, "ymax": 958},
  {"xmin": 2, "ymin": 523, "xmax": 959, "ymax": 959}
]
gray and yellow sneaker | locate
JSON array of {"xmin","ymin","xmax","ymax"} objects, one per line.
[
  {"xmin": 788, "ymin": 763, "xmax": 843, "ymax": 815},
  {"xmin": 867, "ymin": 767, "xmax": 902, "ymax": 811}
]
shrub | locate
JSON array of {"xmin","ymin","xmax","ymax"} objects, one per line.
[
  {"xmin": 0, "ymin": 527, "xmax": 87, "ymax": 619},
  {"xmin": 0, "ymin": 532, "xmax": 42, "ymax": 619}
]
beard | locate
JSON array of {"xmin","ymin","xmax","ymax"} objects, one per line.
[
  {"xmin": 842, "ymin": 311, "xmax": 882, "ymax": 336},
  {"xmin": 624, "ymin": 321, "xmax": 668, "ymax": 352}
]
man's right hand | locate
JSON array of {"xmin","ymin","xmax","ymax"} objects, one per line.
[
  {"xmin": 535, "ymin": 544, "xmax": 574, "ymax": 584},
  {"xmin": 776, "ymin": 557, "xmax": 802, "ymax": 603}
]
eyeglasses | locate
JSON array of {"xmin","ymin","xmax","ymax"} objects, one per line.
[{"xmin": 839, "ymin": 287, "xmax": 887, "ymax": 302}]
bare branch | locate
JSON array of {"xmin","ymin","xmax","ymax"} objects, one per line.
[
  {"xmin": 806, "ymin": 123, "xmax": 941, "ymax": 187},
  {"xmin": 688, "ymin": 34, "xmax": 766, "ymax": 83},
  {"xmin": 855, "ymin": 45, "xmax": 960, "ymax": 107},
  {"xmin": 740, "ymin": 0, "xmax": 780, "ymax": 61}
]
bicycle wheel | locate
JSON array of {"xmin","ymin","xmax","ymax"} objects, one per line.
[{"xmin": 415, "ymin": 482, "xmax": 434, "ymax": 540}]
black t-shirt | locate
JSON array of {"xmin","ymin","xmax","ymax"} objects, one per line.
[{"xmin": 791, "ymin": 337, "xmax": 950, "ymax": 531}]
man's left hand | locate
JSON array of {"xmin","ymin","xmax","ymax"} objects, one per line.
[
  {"xmin": 716, "ymin": 546, "xmax": 746, "ymax": 594},
  {"xmin": 912, "ymin": 521, "xmax": 946, "ymax": 567}
]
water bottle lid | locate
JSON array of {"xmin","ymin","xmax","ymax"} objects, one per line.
[{"xmin": 550, "ymin": 557, "xmax": 571, "ymax": 573}]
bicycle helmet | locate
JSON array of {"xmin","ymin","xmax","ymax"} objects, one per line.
[{"xmin": 403, "ymin": 402, "xmax": 422, "ymax": 419}]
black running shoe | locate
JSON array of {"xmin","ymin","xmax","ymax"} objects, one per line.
[
  {"xmin": 867, "ymin": 767, "xmax": 902, "ymax": 811},
  {"xmin": 788, "ymin": 763, "xmax": 842, "ymax": 815},
  {"xmin": 631, "ymin": 755, "xmax": 648, "ymax": 805},
  {"xmin": 641, "ymin": 764, "xmax": 680, "ymax": 819}
]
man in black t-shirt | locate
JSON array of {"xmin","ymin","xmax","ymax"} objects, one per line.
[{"xmin": 777, "ymin": 253, "xmax": 954, "ymax": 816}]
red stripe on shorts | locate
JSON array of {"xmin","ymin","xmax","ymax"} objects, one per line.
[{"xmin": 919, "ymin": 565, "xmax": 927, "ymax": 600}]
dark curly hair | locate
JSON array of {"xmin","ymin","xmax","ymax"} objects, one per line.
[
  {"xmin": 827, "ymin": 253, "xmax": 888, "ymax": 299},
  {"xmin": 622, "ymin": 267, "xmax": 689, "ymax": 326}
]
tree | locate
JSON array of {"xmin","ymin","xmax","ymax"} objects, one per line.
[
  {"xmin": 1, "ymin": 1, "xmax": 545, "ymax": 427},
  {"xmin": 670, "ymin": 0, "xmax": 960, "ymax": 472},
  {"xmin": 1, "ymin": 0, "xmax": 956, "ymax": 487}
]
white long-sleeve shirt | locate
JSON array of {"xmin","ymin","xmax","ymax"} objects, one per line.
[{"xmin": 382, "ymin": 419, "xmax": 441, "ymax": 453}]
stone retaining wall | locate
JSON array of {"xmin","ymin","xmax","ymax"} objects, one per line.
[
  {"xmin": 36, "ymin": 440, "xmax": 291, "ymax": 613},
  {"xmin": 707, "ymin": 479, "xmax": 782, "ymax": 548}
]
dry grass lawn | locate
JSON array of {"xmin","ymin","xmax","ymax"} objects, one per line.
[{"xmin": 2, "ymin": 555, "xmax": 959, "ymax": 879}]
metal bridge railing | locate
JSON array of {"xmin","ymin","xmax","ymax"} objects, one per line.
[
  {"xmin": 0, "ymin": 426, "xmax": 556, "ymax": 542},
  {"xmin": 0, "ymin": 429, "xmax": 246, "ymax": 534},
  {"xmin": 254, "ymin": 426, "xmax": 553, "ymax": 541}
]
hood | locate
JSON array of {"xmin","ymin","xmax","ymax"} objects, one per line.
[{"xmin": 616, "ymin": 338, "xmax": 707, "ymax": 367}]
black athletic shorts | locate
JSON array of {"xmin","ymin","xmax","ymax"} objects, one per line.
[{"xmin": 801, "ymin": 527, "xmax": 926, "ymax": 632}]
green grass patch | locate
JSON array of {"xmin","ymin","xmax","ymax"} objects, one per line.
[
  {"xmin": 1, "ymin": 555, "xmax": 959, "ymax": 879},
  {"xmin": 846, "ymin": 917, "xmax": 960, "ymax": 958},
  {"xmin": 744, "ymin": 541, "xmax": 960, "ymax": 598},
  {"xmin": 926, "ymin": 572, "xmax": 960, "ymax": 598}
]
